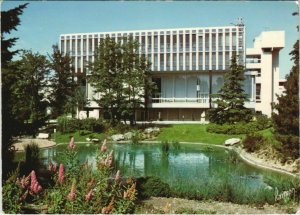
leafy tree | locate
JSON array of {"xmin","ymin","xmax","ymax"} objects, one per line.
[
  {"xmin": 272, "ymin": 40, "xmax": 299, "ymax": 159},
  {"xmin": 1, "ymin": 3, "xmax": 28, "ymax": 178},
  {"xmin": 89, "ymin": 37, "xmax": 123, "ymax": 124},
  {"xmin": 121, "ymin": 36, "xmax": 154, "ymax": 125},
  {"xmin": 208, "ymin": 56, "xmax": 253, "ymax": 124},
  {"xmin": 12, "ymin": 51, "xmax": 50, "ymax": 134},
  {"xmin": 89, "ymin": 36, "xmax": 153, "ymax": 125},
  {"xmin": 49, "ymin": 44, "xmax": 77, "ymax": 118}
]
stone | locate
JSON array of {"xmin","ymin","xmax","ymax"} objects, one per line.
[
  {"xmin": 36, "ymin": 133, "xmax": 49, "ymax": 139},
  {"xmin": 144, "ymin": 127, "xmax": 160, "ymax": 134},
  {"xmin": 92, "ymin": 138, "xmax": 100, "ymax": 143},
  {"xmin": 124, "ymin": 132, "xmax": 133, "ymax": 140},
  {"xmin": 86, "ymin": 138, "xmax": 91, "ymax": 142},
  {"xmin": 224, "ymin": 138, "xmax": 241, "ymax": 146},
  {"xmin": 111, "ymin": 134, "xmax": 125, "ymax": 141}
]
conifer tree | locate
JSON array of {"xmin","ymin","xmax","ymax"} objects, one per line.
[
  {"xmin": 208, "ymin": 56, "xmax": 253, "ymax": 124},
  {"xmin": 1, "ymin": 3, "xmax": 28, "ymax": 177},
  {"xmin": 272, "ymin": 40, "xmax": 299, "ymax": 159}
]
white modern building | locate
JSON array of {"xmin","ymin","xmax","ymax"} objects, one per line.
[
  {"xmin": 59, "ymin": 24, "xmax": 284, "ymax": 120},
  {"xmin": 246, "ymin": 31, "xmax": 285, "ymax": 116}
]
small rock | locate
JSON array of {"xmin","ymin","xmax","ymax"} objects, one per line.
[
  {"xmin": 111, "ymin": 134, "xmax": 125, "ymax": 141},
  {"xmin": 144, "ymin": 127, "xmax": 160, "ymax": 134},
  {"xmin": 86, "ymin": 138, "xmax": 91, "ymax": 142},
  {"xmin": 92, "ymin": 138, "xmax": 99, "ymax": 143},
  {"xmin": 224, "ymin": 138, "xmax": 241, "ymax": 146},
  {"xmin": 124, "ymin": 132, "xmax": 133, "ymax": 140}
]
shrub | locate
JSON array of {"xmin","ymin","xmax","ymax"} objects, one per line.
[
  {"xmin": 57, "ymin": 116, "xmax": 105, "ymax": 134},
  {"xmin": 24, "ymin": 142, "xmax": 40, "ymax": 173},
  {"xmin": 242, "ymin": 133, "xmax": 265, "ymax": 152},
  {"xmin": 136, "ymin": 176, "xmax": 172, "ymax": 199},
  {"xmin": 255, "ymin": 114, "xmax": 272, "ymax": 130}
]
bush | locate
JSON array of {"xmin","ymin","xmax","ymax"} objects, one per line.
[
  {"xmin": 242, "ymin": 133, "xmax": 265, "ymax": 152},
  {"xmin": 24, "ymin": 142, "xmax": 40, "ymax": 173},
  {"xmin": 136, "ymin": 176, "xmax": 172, "ymax": 199},
  {"xmin": 255, "ymin": 114, "xmax": 272, "ymax": 130},
  {"xmin": 57, "ymin": 116, "xmax": 105, "ymax": 133}
]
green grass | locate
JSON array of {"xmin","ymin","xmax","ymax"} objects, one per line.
[
  {"xmin": 53, "ymin": 130, "xmax": 105, "ymax": 143},
  {"xmin": 155, "ymin": 124, "xmax": 245, "ymax": 145}
]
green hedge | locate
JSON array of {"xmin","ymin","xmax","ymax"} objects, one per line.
[
  {"xmin": 57, "ymin": 116, "xmax": 105, "ymax": 134},
  {"xmin": 136, "ymin": 176, "xmax": 172, "ymax": 199},
  {"xmin": 207, "ymin": 114, "xmax": 272, "ymax": 135}
]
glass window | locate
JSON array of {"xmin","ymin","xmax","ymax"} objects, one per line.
[
  {"xmin": 83, "ymin": 39, "xmax": 87, "ymax": 55},
  {"xmin": 154, "ymin": 36, "xmax": 158, "ymax": 51},
  {"xmin": 225, "ymin": 52, "xmax": 230, "ymax": 69},
  {"xmin": 218, "ymin": 52, "xmax": 223, "ymax": 69},
  {"xmin": 218, "ymin": 33, "xmax": 223, "ymax": 51},
  {"xmin": 232, "ymin": 33, "xmax": 236, "ymax": 50},
  {"xmin": 154, "ymin": 54, "xmax": 158, "ymax": 70},
  {"xmin": 166, "ymin": 35, "xmax": 170, "ymax": 50},
  {"xmin": 192, "ymin": 53, "xmax": 196, "ymax": 67},
  {"xmin": 212, "ymin": 34, "xmax": 216, "ymax": 51},
  {"xmin": 160, "ymin": 54, "xmax": 164, "ymax": 70},
  {"xmin": 199, "ymin": 52, "xmax": 203, "ymax": 69},
  {"xmin": 179, "ymin": 53, "xmax": 183, "ymax": 69},
  {"xmin": 160, "ymin": 35, "xmax": 164, "ymax": 51},
  {"xmin": 225, "ymin": 33, "xmax": 230, "ymax": 50},
  {"xmin": 185, "ymin": 34, "xmax": 190, "ymax": 51},
  {"xmin": 66, "ymin": 40, "xmax": 70, "ymax": 54},
  {"xmin": 173, "ymin": 53, "xmax": 177, "ymax": 69},
  {"xmin": 205, "ymin": 53, "xmax": 209, "ymax": 69},
  {"xmin": 88, "ymin": 39, "xmax": 93, "ymax": 55},
  {"xmin": 212, "ymin": 74, "xmax": 224, "ymax": 93},
  {"xmin": 212, "ymin": 52, "xmax": 216, "ymax": 66},
  {"xmin": 192, "ymin": 34, "xmax": 196, "ymax": 50},
  {"xmin": 77, "ymin": 40, "xmax": 81, "ymax": 54},
  {"xmin": 166, "ymin": 54, "xmax": 170, "ymax": 68},
  {"xmin": 173, "ymin": 35, "xmax": 177, "ymax": 51},
  {"xmin": 175, "ymin": 76, "xmax": 185, "ymax": 98},
  {"xmin": 179, "ymin": 35, "xmax": 183, "ymax": 50},
  {"xmin": 61, "ymin": 40, "xmax": 65, "ymax": 53},
  {"xmin": 197, "ymin": 74, "xmax": 209, "ymax": 93},
  {"xmin": 199, "ymin": 36, "xmax": 203, "ymax": 51},
  {"xmin": 147, "ymin": 36, "xmax": 152, "ymax": 52},
  {"xmin": 205, "ymin": 33, "xmax": 210, "ymax": 51},
  {"xmin": 94, "ymin": 38, "xmax": 98, "ymax": 51},
  {"xmin": 72, "ymin": 40, "xmax": 75, "ymax": 55},
  {"xmin": 186, "ymin": 53, "xmax": 190, "ymax": 68}
]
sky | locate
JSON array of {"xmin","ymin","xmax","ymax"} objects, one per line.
[{"xmin": 2, "ymin": 1, "xmax": 299, "ymax": 79}]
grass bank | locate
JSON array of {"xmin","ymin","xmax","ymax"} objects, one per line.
[
  {"xmin": 53, "ymin": 130, "xmax": 105, "ymax": 143},
  {"xmin": 155, "ymin": 124, "xmax": 245, "ymax": 145}
]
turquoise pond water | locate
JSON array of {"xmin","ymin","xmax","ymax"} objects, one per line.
[{"xmin": 16, "ymin": 142, "xmax": 296, "ymax": 195}]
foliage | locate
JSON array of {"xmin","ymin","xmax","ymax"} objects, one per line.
[
  {"xmin": 3, "ymin": 139, "xmax": 137, "ymax": 214},
  {"xmin": 272, "ymin": 40, "xmax": 299, "ymax": 160},
  {"xmin": 242, "ymin": 133, "xmax": 265, "ymax": 153},
  {"xmin": 2, "ymin": 165, "xmax": 23, "ymax": 213},
  {"xmin": 208, "ymin": 56, "xmax": 253, "ymax": 124},
  {"xmin": 56, "ymin": 116, "xmax": 105, "ymax": 134},
  {"xmin": 11, "ymin": 50, "xmax": 50, "ymax": 134},
  {"xmin": 136, "ymin": 176, "xmax": 172, "ymax": 199},
  {"xmin": 88, "ymin": 36, "xmax": 155, "ymax": 125},
  {"xmin": 1, "ymin": 3, "xmax": 28, "ymax": 178},
  {"xmin": 24, "ymin": 142, "xmax": 40, "ymax": 173},
  {"xmin": 49, "ymin": 44, "xmax": 77, "ymax": 118}
]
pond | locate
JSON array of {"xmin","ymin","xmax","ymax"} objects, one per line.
[{"xmin": 16, "ymin": 142, "xmax": 297, "ymax": 203}]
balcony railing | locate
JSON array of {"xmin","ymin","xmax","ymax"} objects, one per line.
[{"xmin": 152, "ymin": 93, "xmax": 209, "ymax": 104}]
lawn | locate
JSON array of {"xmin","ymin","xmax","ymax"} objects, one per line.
[
  {"xmin": 155, "ymin": 124, "xmax": 245, "ymax": 145},
  {"xmin": 53, "ymin": 130, "xmax": 106, "ymax": 143}
]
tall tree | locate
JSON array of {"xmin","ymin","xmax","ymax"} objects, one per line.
[
  {"xmin": 89, "ymin": 37, "xmax": 124, "ymax": 124},
  {"xmin": 272, "ymin": 40, "xmax": 299, "ymax": 159},
  {"xmin": 89, "ymin": 36, "xmax": 153, "ymax": 125},
  {"xmin": 1, "ymin": 3, "xmax": 28, "ymax": 178},
  {"xmin": 49, "ymin": 44, "xmax": 77, "ymax": 118},
  {"xmin": 12, "ymin": 51, "xmax": 50, "ymax": 134},
  {"xmin": 208, "ymin": 56, "xmax": 253, "ymax": 124}
]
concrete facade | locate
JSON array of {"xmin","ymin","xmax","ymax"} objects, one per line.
[{"xmin": 59, "ymin": 26, "xmax": 284, "ymax": 120}]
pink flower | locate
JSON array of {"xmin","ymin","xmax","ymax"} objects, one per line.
[
  {"xmin": 68, "ymin": 137, "xmax": 76, "ymax": 150},
  {"xmin": 85, "ymin": 190, "xmax": 93, "ymax": 202},
  {"xmin": 58, "ymin": 164, "xmax": 64, "ymax": 184},
  {"xmin": 17, "ymin": 175, "xmax": 30, "ymax": 189},
  {"xmin": 67, "ymin": 181, "xmax": 77, "ymax": 201},
  {"xmin": 101, "ymin": 139, "xmax": 107, "ymax": 152},
  {"xmin": 115, "ymin": 170, "xmax": 121, "ymax": 182},
  {"xmin": 30, "ymin": 170, "xmax": 42, "ymax": 194}
]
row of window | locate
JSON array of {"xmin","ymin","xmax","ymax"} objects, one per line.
[
  {"xmin": 61, "ymin": 27, "xmax": 244, "ymax": 40},
  {"xmin": 60, "ymin": 32, "xmax": 244, "ymax": 56}
]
